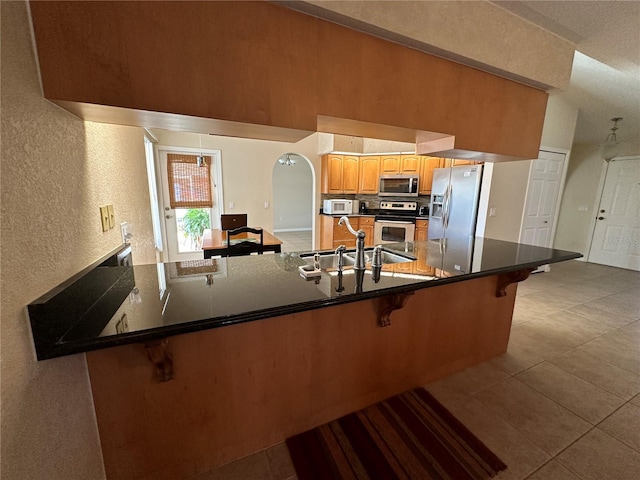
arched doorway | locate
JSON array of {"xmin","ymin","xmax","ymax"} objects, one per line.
[{"xmin": 272, "ymin": 153, "xmax": 314, "ymax": 252}]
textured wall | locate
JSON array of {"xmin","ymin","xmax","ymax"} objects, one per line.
[
  {"xmin": 303, "ymin": 0, "xmax": 575, "ymax": 89},
  {"xmin": 1, "ymin": 2, "xmax": 155, "ymax": 478}
]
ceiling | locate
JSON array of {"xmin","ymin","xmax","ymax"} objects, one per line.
[{"xmin": 492, "ymin": 1, "xmax": 640, "ymax": 145}]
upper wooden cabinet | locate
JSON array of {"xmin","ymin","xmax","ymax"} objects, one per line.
[
  {"xmin": 400, "ymin": 155, "xmax": 421, "ymax": 174},
  {"xmin": 379, "ymin": 155, "xmax": 402, "ymax": 174},
  {"xmin": 419, "ymin": 157, "xmax": 444, "ymax": 194},
  {"xmin": 322, "ymin": 154, "xmax": 359, "ymax": 194},
  {"xmin": 342, "ymin": 156, "xmax": 359, "ymax": 193},
  {"xmin": 322, "ymin": 155, "xmax": 344, "ymax": 194},
  {"xmin": 358, "ymin": 156, "xmax": 380, "ymax": 194}
]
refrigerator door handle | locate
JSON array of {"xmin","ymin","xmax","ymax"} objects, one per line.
[{"xmin": 443, "ymin": 184, "xmax": 452, "ymax": 229}]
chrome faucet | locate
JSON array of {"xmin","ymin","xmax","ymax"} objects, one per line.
[{"xmin": 338, "ymin": 216, "xmax": 366, "ymax": 270}]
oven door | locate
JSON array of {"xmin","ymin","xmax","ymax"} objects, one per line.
[{"xmin": 374, "ymin": 220, "xmax": 416, "ymax": 244}]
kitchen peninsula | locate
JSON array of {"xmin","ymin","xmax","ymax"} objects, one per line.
[{"xmin": 29, "ymin": 238, "xmax": 580, "ymax": 479}]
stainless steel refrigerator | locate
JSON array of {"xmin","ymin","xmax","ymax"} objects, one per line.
[{"xmin": 427, "ymin": 165, "xmax": 483, "ymax": 274}]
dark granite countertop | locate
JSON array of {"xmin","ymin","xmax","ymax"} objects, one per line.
[{"xmin": 28, "ymin": 238, "xmax": 581, "ymax": 360}]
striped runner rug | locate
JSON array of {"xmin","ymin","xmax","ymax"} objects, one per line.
[{"xmin": 286, "ymin": 388, "xmax": 506, "ymax": 479}]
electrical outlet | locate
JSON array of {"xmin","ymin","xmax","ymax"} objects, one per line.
[
  {"xmin": 228, "ymin": 201, "xmax": 235, "ymax": 210},
  {"xmin": 264, "ymin": 201, "xmax": 269, "ymax": 209},
  {"xmin": 489, "ymin": 207, "xmax": 497, "ymax": 217},
  {"xmin": 100, "ymin": 206, "xmax": 110, "ymax": 232},
  {"xmin": 107, "ymin": 204, "xmax": 115, "ymax": 229}
]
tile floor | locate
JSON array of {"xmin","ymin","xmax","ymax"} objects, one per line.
[
  {"xmin": 191, "ymin": 260, "xmax": 640, "ymax": 480},
  {"xmin": 275, "ymin": 230, "xmax": 313, "ymax": 253}
]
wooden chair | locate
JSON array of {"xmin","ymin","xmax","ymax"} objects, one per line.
[
  {"xmin": 226, "ymin": 227, "xmax": 264, "ymax": 257},
  {"xmin": 220, "ymin": 214, "xmax": 247, "ymax": 231}
]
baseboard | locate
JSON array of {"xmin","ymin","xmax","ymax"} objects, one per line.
[{"xmin": 273, "ymin": 228, "xmax": 312, "ymax": 233}]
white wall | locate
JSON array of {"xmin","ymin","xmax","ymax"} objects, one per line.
[
  {"xmin": 480, "ymin": 94, "xmax": 578, "ymax": 243},
  {"xmin": 273, "ymin": 156, "xmax": 313, "ymax": 231},
  {"xmin": 1, "ymin": 2, "xmax": 155, "ymax": 478},
  {"xmin": 152, "ymin": 130, "xmax": 321, "ymax": 239}
]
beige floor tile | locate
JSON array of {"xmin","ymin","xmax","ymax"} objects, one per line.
[
  {"xmin": 549, "ymin": 349, "xmax": 640, "ymax": 400},
  {"xmin": 513, "ymin": 296, "xmax": 567, "ymax": 318},
  {"xmin": 525, "ymin": 460, "xmax": 581, "ymax": 480},
  {"xmin": 189, "ymin": 451, "xmax": 271, "ymax": 480},
  {"xmin": 265, "ymin": 442, "xmax": 296, "ymax": 480},
  {"xmin": 516, "ymin": 362, "xmax": 625, "ymax": 424},
  {"xmin": 577, "ymin": 333, "xmax": 640, "ymax": 375},
  {"xmin": 577, "ymin": 275, "xmax": 638, "ymax": 296},
  {"xmin": 598, "ymin": 403, "xmax": 640, "ymax": 453},
  {"xmin": 509, "ymin": 321, "xmax": 587, "ymax": 360},
  {"xmin": 563, "ymin": 304, "xmax": 637, "ymax": 330},
  {"xmin": 531, "ymin": 311, "xmax": 611, "ymax": 344},
  {"xmin": 448, "ymin": 397, "xmax": 550, "ymax": 480},
  {"xmin": 557, "ymin": 428, "xmax": 640, "ymax": 480},
  {"xmin": 487, "ymin": 343, "xmax": 544, "ymax": 376},
  {"xmin": 426, "ymin": 362, "xmax": 510, "ymax": 404},
  {"xmin": 631, "ymin": 394, "xmax": 640, "ymax": 407},
  {"xmin": 474, "ymin": 378, "xmax": 591, "ymax": 456},
  {"xmin": 585, "ymin": 293, "xmax": 640, "ymax": 320}
]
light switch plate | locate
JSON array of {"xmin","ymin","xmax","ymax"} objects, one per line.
[
  {"xmin": 107, "ymin": 204, "xmax": 115, "ymax": 229},
  {"xmin": 100, "ymin": 206, "xmax": 110, "ymax": 232}
]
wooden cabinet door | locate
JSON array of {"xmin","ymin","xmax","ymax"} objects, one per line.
[
  {"xmin": 333, "ymin": 217, "xmax": 359, "ymax": 242},
  {"xmin": 358, "ymin": 156, "xmax": 380, "ymax": 193},
  {"xmin": 379, "ymin": 155, "xmax": 401, "ymax": 174},
  {"xmin": 358, "ymin": 216, "xmax": 375, "ymax": 246},
  {"xmin": 322, "ymin": 154, "xmax": 343, "ymax": 194},
  {"xmin": 400, "ymin": 155, "xmax": 420, "ymax": 173},
  {"xmin": 419, "ymin": 157, "xmax": 443, "ymax": 194},
  {"xmin": 415, "ymin": 219, "xmax": 428, "ymax": 241},
  {"xmin": 342, "ymin": 155, "xmax": 359, "ymax": 193}
]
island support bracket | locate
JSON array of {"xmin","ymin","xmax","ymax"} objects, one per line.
[
  {"xmin": 378, "ymin": 292, "xmax": 415, "ymax": 327},
  {"xmin": 144, "ymin": 338, "xmax": 174, "ymax": 382},
  {"xmin": 496, "ymin": 268, "xmax": 535, "ymax": 297}
]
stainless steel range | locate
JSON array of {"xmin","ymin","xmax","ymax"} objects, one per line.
[{"xmin": 373, "ymin": 201, "xmax": 418, "ymax": 244}]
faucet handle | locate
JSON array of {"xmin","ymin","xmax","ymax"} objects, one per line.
[{"xmin": 372, "ymin": 245, "xmax": 383, "ymax": 268}]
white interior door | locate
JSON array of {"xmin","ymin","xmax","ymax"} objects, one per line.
[
  {"xmin": 157, "ymin": 147, "xmax": 223, "ymax": 262},
  {"xmin": 588, "ymin": 158, "xmax": 640, "ymax": 271},
  {"xmin": 520, "ymin": 151, "xmax": 565, "ymax": 248}
]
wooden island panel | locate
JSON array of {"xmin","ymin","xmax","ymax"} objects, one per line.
[{"xmin": 86, "ymin": 274, "xmax": 517, "ymax": 480}]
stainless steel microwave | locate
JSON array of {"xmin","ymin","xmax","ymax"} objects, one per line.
[{"xmin": 379, "ymin": 175, "xmax": 419, "ymax": 197}]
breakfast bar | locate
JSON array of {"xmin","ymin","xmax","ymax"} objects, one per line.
[{"xmin": 28, "ymin": 238, "xmax": 580, "ymax": 479}]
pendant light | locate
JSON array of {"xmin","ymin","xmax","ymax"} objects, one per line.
[
  {"xmin": 599, "ymin": 117, "xmax": 623, "ymax": 162},
  {"xmin": 278, "ymin": 153, "xmax": 296, "ymax": 166},
  {"xmin": 196, "ymin": 134, "xmax": 207, "ymax": 168}
]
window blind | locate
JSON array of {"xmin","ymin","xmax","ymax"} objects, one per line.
[{"xmin": 167, "ymin": 154, "xmax": 213, "ymax": 209}]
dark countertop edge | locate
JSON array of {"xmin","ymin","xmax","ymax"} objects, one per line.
[{"xmin": 40, "ymin": 252, "xmax": 581, "ymax": 360}]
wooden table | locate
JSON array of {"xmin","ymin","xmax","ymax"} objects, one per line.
[{"xmin": 201, "ymin": 228, "xmax": 283, "ymax": 258}]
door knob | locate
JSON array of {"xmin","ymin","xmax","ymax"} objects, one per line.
[
  {"xmin": 598, "ymin": 216, "xmax": 605, "ymax": 220},
  {"xmin": 543, "ymin": 220, "xmax": 548, "ymax": 224},
  {"xmin": 165, "ymin": 214, "xmax": 173, "ymax": 219},
  {"xmin": 165, "ymin": 207, "xmax": 171, "ymax": 211},
  {"xmin": 600, "ymin": 209, "xmax": 606, "ymax": 213}
]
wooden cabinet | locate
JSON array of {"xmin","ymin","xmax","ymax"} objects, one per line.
[
  {"xmin": 321, "ymin": 155, "xmax": 343, "ymax": 194},
  {"xmin": 400, "ymin": 155, "xmax": 421, "ymax": 173},
  {"xmin": 379, "ymin": 155, "xmax": 401, "ymax": 174},
  {"xmin": 359, "ymin": 216, "xmax": 375, "ymax": 247},
  {"xmin": 358, "ymin": 156, "xmax": 380, "ymax": 194},
  {"xmin": 415, "ymin": 219, "xmax": 429, "ymax": 241},
  {"xmin": 320, "ymin": 215, "xmax": 360, "ymax": 249},
  {"xmin": 419, "ymin": 157, "xmax": 443, "ymax": 194},
  {"xmin": 342, "ymin": 155, "xmax": 359, "ymax": 193},
  {"xmin": 321, "ymin": 154, "xmax": 360, "ymax": 194},
  {"xmin": 319, "ymin": 215, "xmax": 376, "ymax": 249}
]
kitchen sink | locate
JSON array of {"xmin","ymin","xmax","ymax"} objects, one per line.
[
  {"xmin": 298, "ymin": 251, "xmax": 356, "ymax": 269},
  {"xmin": 299, "ymin": 247, "xmax": 415, "ymax": 269},
  {"xmin": 348, "ymin": 247, "xmax": 416, "ymax": 265}
]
